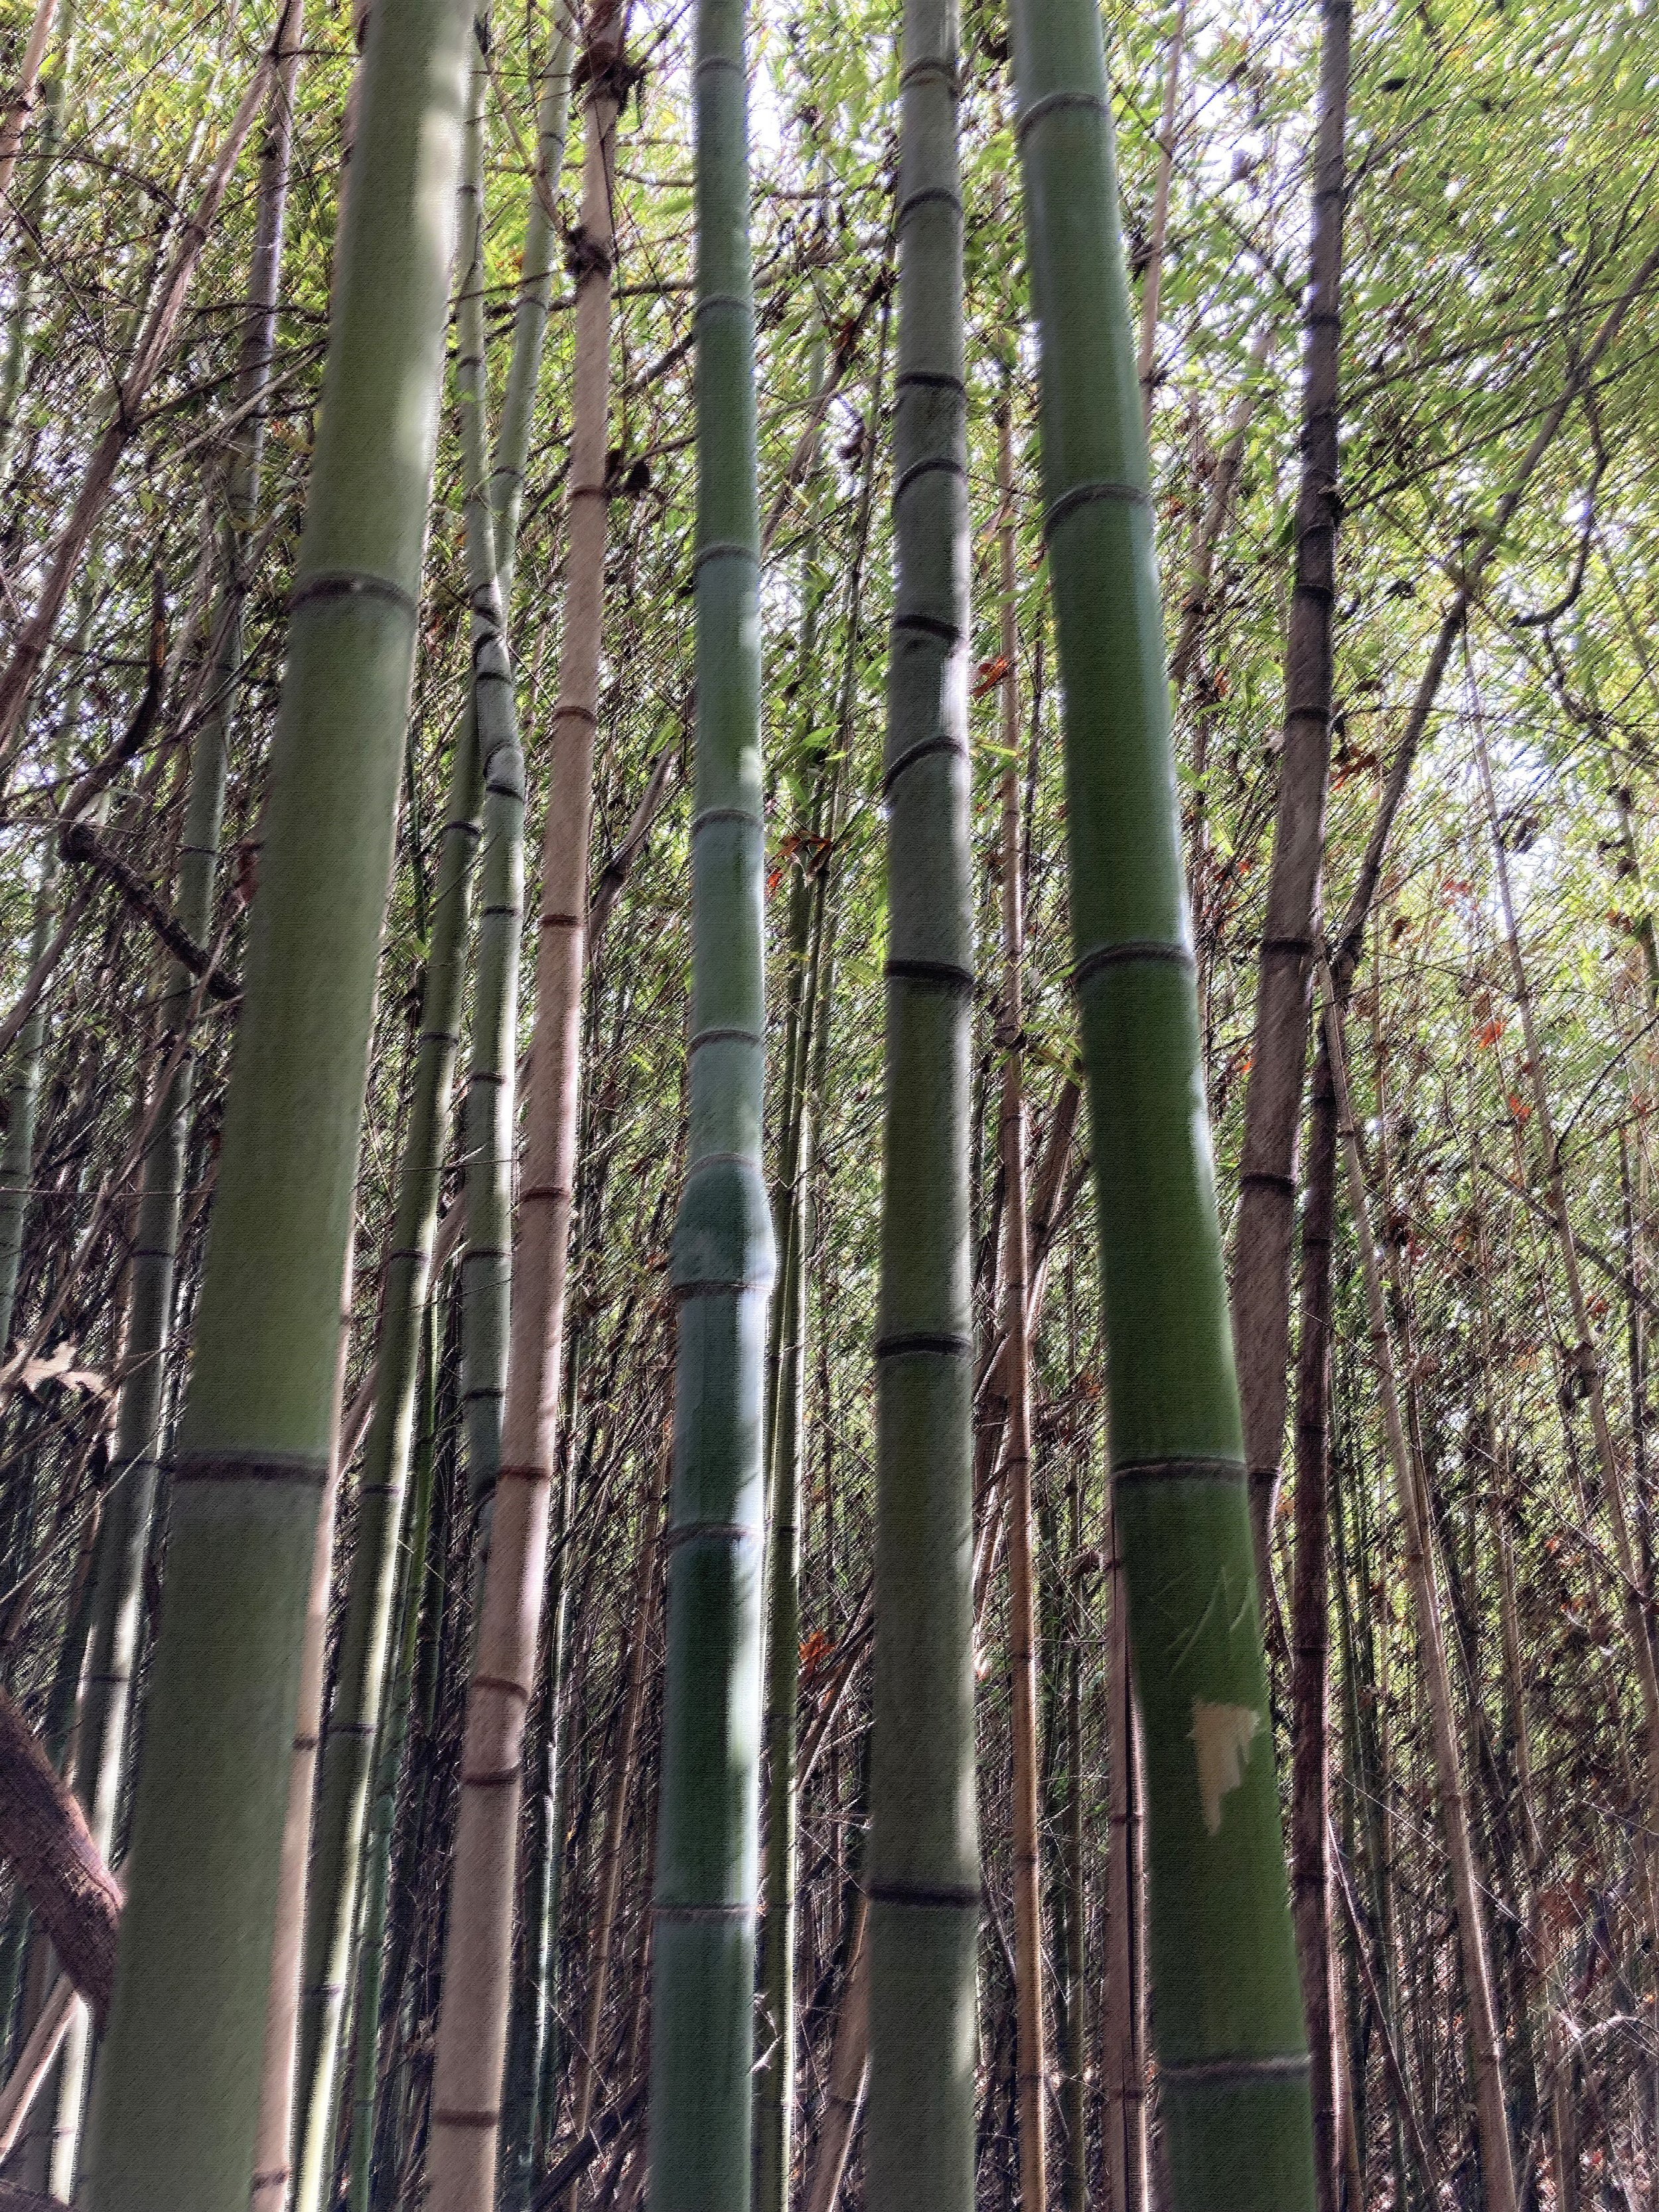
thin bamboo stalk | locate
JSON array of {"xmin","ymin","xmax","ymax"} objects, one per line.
[
  {"xmin": 425, "ymin": 7, "xmax": 630, "ymax": 2203},
  {"xmin": 1229, "ymin": 0, "xmax": 1351, "ymax": 1574},
  {"xmin": 994, "ymin": 379, "xmax": 1047, "ymax": 2212}
]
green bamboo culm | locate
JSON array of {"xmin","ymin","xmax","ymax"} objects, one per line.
[
  {"xmin": 77, "ymin": 2, "xmax": 472, "ymax": 2206},
  {"xmin": 863, "ymin": 0, "xmax": 978, "ymax": 2205},
  {"xmin": 295, "ymin": 21, "xmax": 571, "ymax": 2193},
  {"xmin": 644, "ymin": 0, "xmax": 774, "ymax": 2197},
  {"xmin": 289, "ymin": 725, "xmax": 480, "ymax": 2212},
  {"xmin": 1007, "ymin": 3, "xmax": 1317, "ymax": 2207},
  {"xmin": 457, "ymin": 35, "xmax": 528, "ymax": 1518}
]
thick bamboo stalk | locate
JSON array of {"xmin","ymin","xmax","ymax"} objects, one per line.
[
  {"xmin": 1009, "ymin": 0, "xmax": 1315, "ymax": 2199},
  {"xmin": 425, "ymin": 7, "xmax": 629, "ymax": 2203},
  {"xmin": 643, "ymin": 0, "xmax": 774, "ymax": 2190},
  {"xmin": 50, "ymin": 30, "xmax": 305, "ymax": 2193},
  {"xmin": 76, "ymin": 1, "xmax": 470, "ymax": 2202},
  {"xmin": 1229, "ymin": 0, "xmax": 1351, "ymax": 1576},
  {"xmin": 297, "ymin": 24, "xmax": 574, "ymax": 2178},
  {"xmin": 994, "ymin": 381, "xmax": 1047, "ymax": 2212},
  {"xmin": 863, "ymin": 0, "xmax": 977, "ymax": 2205},
  {"xmin": 1319, "ymin": 963, "xmax": 1518, "ymax": 2212}
]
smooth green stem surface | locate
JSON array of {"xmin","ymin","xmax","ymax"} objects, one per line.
[
  {"xmin": 865, "ymin": 5, "xmax": 979, "ymax": 2208},
  {"xmin": 1009, "ymin": 1, "xmax": 1315, "ymax": 2205},
  {"xmin": 646, "ymin": 0, "xmax": 773, "ymax": 2201},
  {"xmin": 79, "ymin": 4, "xmax": 471, "ymax": 2205}
]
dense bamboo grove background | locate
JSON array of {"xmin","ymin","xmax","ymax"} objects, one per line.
[{"xmin": 0, "ymin": 0, "xmax": 1655, "ymax": 2205}]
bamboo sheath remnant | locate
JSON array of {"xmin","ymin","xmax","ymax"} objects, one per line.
[
  {"xmin": 425, "ymin": 5, "xmax": 627, "ymax": 2207},
  {"xmin": 76, "ymin": 1, "xmax": 471, "ymax": 2204},
  {"xmin": 865, "ymin": 1, "xmax": 978, "ymax": 2207},
  {"xmin": 1009, "ymin": 0, "xmax": 1316, "ymax": 2204},
  {"xmin": 644, "ymin": 0, "xmax": 775, "ymax": 2195}
]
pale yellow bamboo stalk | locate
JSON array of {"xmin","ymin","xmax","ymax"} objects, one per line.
[{"xmin": 423, "ymin": 9, "xmax": 628, "ymax": 2203}]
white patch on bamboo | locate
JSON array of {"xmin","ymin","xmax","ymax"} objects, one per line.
[{"xmin": 1188, "ymin": 1700, "xmax": 1262, "ymax": 1835}]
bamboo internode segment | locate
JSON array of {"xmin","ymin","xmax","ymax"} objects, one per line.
[
  {"xmin": 1010, "ymin": 0, "xmax": 1316, "ymax": 2202},
  {"xmin": 865, "ymin": 3, "xmax": 977, "ymax": 2209},
  {"xmin": 646, "ymin": 0, "xmax": 774, "ymax": 2199},
  {"xmin": 77, "ymin": 2, "xmax": 472, "ymax": 2205}
]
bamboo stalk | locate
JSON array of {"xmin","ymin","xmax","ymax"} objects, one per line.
[
  {"xmin": 863, "ymin": 0, "xmax": 977, "ymax": 2203},
  {"xmin": 76, "ymin": 1, "xmax": 472, "ymax": 2200},
  {"xmin": 644, "ymin": 0, "xmax": 774, "ymax": 2187},
  {"xmin": 1009, "ymin": 0, "xmax": 1315, "ymax": 2196},
  {"xmin": 994, "ymin": 376, "xmax": 1048, "ymax": 2212},
  {"xmin": 1229, "ymin": 0, "xmax": 1352, "ymax": 1575},
  {"xmin": 425, "ymin": 7, "xmax": 630, "ymax": 2205}
]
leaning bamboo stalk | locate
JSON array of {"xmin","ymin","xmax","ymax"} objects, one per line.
[
  {"xmin": 1319, "ymin": 960, "xmax": 1518, "ymax": 2212},
  {"xmin": 993, "ymin": 378, "xmax": 1047, "ymax": 2212},
  {"xmin": 863, "ymin": 0, "xmax": 977, "ymax": 2203},
  {"xmin": 644, "ymin": 0, "xmax": 774, "ymax": 2187},
  {"xmin": 0, "ymin": 1976, "xmax": 76, "ymax": 2164},
  {"xmin": 1010, "ymin": 0, "xmax": 1315, "ymax": 2196},
  {"xmin": 425, "ymin": 7, "xmax": 629, "ymax": 2204},
  {"xmin": 76, "ymin": 0, "xmax": 471, "ymax": 2202}
]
